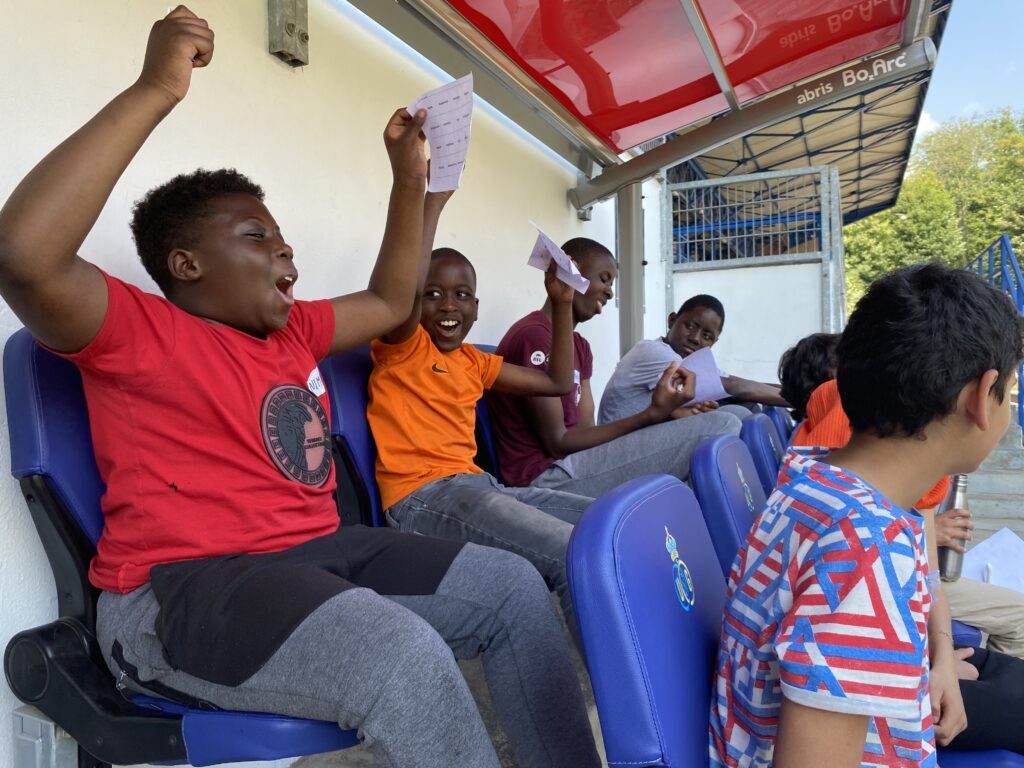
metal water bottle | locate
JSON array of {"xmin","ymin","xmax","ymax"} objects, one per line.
[{"xmin": 937, "ymin": 474, "xmax": 968, "ymax": 582}]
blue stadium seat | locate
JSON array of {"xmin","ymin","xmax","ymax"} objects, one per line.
[
  {"xmin": 318, "ymin": 344, "xmax": 385, "ymax": 527},
  {"xmin": 567, "ymin": 475, "xmax": 726, "ymax": 767},
  {"xmin": 740, "ymin": 413, "xmax": 785, "ymax": 496},
  {"xmin": 689, "ymin": 435, "xmax": 767, "ymax": 578},
  {"xmin": 471, "ymin": 343, "xmax": 504, "ymax": 483},
  {"xmin": 3, "ymin": 328, "xmax": 359, "ymax": 767},
  {"xmin": 951, "ymin": 620, "xmax": 983, "ymax": 648},
  {"xmin": 939, "ymin": 749, "xmax": 1024, "ymax": 767},
  {"xmin": 766, "ymin": 405, "xmax": 795, "ymax": 444}
]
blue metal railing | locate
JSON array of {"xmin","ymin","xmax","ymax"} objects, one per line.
[{"xmin": 967, "ymin": 234, "xmax": 1024, "ymax": 430}]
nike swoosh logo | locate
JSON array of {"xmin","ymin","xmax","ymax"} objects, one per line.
[{"xmin": 432, "ymin": 363, "xmax": 448, "ymax": 374}]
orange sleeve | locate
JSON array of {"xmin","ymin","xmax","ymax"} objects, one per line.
[
  {"xmin": 917, "ymin": 476, "xmax": 951, "ymax": 510},
  {"xmin": 470, "ymin": 348, "xmax": 503, "ymax": 390},
  {"xmin": 792, "ymin": 380, "xmax": 852, "ymax": 449}
]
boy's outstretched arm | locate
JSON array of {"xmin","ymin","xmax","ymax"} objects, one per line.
[
  {"xmin": 326, "ymin": 109, "xmax": 428, "ymax": 354},
  {"xmin": 773, "ymin": 697, "xmax": 868, "ymax": 768},
  {"xmin": 492, "ymin": 264, "xmax": 575, "ymax": 396},
  {"xmin": 519, "ymin": 363, "xmax": 694, "ymax": 459},
  {"xmin": 0, "ymin": 6, "xmax": 213, "ymax": 353},
  {"xmin": 722, "ymin": 375, "xmax": 789, "ymax": 406},
  {"xmin": 920, "ymin": 508, "xmax": 969, "ymax": 747},
  {"xmin": 382, "ymin": 187, "xmax": 452, "ymax": 345}
]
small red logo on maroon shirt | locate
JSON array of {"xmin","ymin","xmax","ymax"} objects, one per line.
[{"xmin": 260, "ymin": 385, "xmax": 331, "ymax": 486}]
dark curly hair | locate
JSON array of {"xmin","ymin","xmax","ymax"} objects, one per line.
[
  {"xmin": 777, "ymin": 333, "xmax": 840, "ymax": 421},
  {"xmin": 130, "ymin": 169, "xmax": 264, "ymax": 295},
  {"xmin": 838, "ymin": 262, "xmax": 1024, "ymax": 438}
]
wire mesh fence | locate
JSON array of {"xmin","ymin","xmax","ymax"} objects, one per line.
[{"xmin": 668, "ymin": 168, "xmax": 827, "ymax": 266}]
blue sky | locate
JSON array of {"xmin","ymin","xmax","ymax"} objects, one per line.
[{"xmin": 916, "ymin": 1, "xmax": 1024, "ymax": 136}]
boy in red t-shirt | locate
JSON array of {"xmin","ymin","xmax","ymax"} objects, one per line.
[{"xmin": 0, "ymin": 8, "xmax": 599, "ymax": 767}]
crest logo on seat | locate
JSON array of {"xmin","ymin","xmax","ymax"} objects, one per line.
[
  {"xmin": 664, "ymin": 527, "xmax": 695, "ymax": 611},
  {"xmin": 737, "ymin": 465, "xmax": 755, "ymax": 513}
]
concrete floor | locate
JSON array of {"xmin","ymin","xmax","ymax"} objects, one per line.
[{"xmin": 294, "ymin": 637, "xmax": 606, "ymax": 768}]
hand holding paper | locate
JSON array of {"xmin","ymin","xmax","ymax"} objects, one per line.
[
  {"xmin": 678, "ymin": 347, "xmax": 729, "ymax": 406},
  {"xmin": 526, "ymin": 223, "xmax": 591, "ymax": 293},
  {"xmin": 408, "ymin": 73, "xmax": 474, "ymax": 193}
]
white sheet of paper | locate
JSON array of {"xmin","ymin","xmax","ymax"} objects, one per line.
[
  {"xmin": 678, "ymin": 347, "xmax": 729, "ymax": 406},
  {"xmin": 961, "ymin": 526, "xmax": 1024, "ymax": 595},
  {"xmin": 408, "ymin": 74, "xmax": 474, "ymax": 193},
  {"xmin": 525, "ymin": 224, "xmax": 591, "ymax": 293}
]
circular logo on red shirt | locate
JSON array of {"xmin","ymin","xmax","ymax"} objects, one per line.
[{"xmin": 260, "ymin": 385, "xmax": 332, "ymax": 486}]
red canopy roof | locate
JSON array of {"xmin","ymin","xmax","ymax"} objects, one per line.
[{"xmin": 445, "ymin": 0, "xmax": 911, "ymax": 151}]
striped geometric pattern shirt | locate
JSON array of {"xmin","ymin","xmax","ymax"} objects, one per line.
[{"xmin": 709, "ymin": 447, "xmax": 935, "ymax": 767}]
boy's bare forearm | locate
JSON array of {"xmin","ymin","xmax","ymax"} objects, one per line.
[
  {"xmin": 381, "ymin": 189, "xmax": 445, "ymax": 344},
  {"xmin": 0, "ymin": 82, "xmax": 174, "ymax": 286},
  {"xmin": 545, "ymin": 301, "xmax": 574, "ymax": 392},
  {"xmin": 366, "ymin": 176, "xmax": 427, "ymax": 326},
  {"xmin": 723, "ymin": 375, "xmax": 788, "ymax": 406}
]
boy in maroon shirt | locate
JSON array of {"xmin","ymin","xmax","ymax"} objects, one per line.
[{"xmin": 491, "ymin": 237, "xmax": 743, "ymax": 496}]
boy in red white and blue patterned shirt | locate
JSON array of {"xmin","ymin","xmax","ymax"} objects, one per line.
[
  {"xmin": 709, "ymin": 263, "xmax": 1024, "ymax": 767},
  {"xmin": 709, "ymin": 446, "xmax": 934, "ymax": 767}
]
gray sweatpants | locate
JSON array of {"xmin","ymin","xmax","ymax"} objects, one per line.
[
  {"xmin": 531, "ymin": 409, "xmax": 743, "ymax": 497},
  {"xmin": 97, "ymin": 544, "xmax": 600, "ymax": 768}
]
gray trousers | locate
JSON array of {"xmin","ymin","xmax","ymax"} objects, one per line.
[
  {"xmin": 97, "ymin": 544, "xmax": 600, "ymax": 768},
  {"xmin": 531, "ymin": 410, "xmax": 743, "ymax": 497},
  {"xmin": 387, "ymin": 472, "xmax": 593, "ymax": 645}
]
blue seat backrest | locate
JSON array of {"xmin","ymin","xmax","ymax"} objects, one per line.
[
  {"xmin": 472, "ymin": 343, "xmax": 503, "ymax": 483},
  {"xmin": 767, "ymin": 406, "xmax": 794, "ymax": 444},
  {"xmin": 4, "ymin": 328, "xmax": 106, "ymax": 547},
  {"xmin": 690, "ymin": 435, "xmax": 768, "ymax": 579},
  {"xmin": 317, "ymin": 345, "xmax": 384, "ymax": 527},
  {"xmin": 567, "ymin": 475, "xmax": 726, "ymax": 767},
  {"xmin": 4, "ymin": 328, "xmax": 361, "ymax": 764},
  {"xmin": 740, "ymin": 413, "xmax": 784, "ymax": 497}
]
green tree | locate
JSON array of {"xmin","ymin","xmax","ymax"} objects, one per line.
[
  {"xmin": 844, "ymin": 110, "xmax": 1024, "ymax": 308},
  {"xmin": 845, "ymin": 170, "xmax": 963, "ymax": 309},
  {"xmin": 910, "ymin": 110, "xmax": 1021, "ymax": 254}
]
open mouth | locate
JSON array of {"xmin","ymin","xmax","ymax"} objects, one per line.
[
  {"xmin": 275, "ymin": 274, "xmax": 297, "ymax": 306},
  {"xmin": 435, "ymin": 318, "xmax": 462, "ymax": 338}
]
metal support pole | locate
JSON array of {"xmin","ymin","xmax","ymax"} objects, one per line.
[{"xmin": 617, "ymin": 183, "xmax": 645, "ymax": 357}]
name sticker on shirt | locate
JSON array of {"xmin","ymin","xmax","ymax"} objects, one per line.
[{"xmin": 307, "ymin": 367, "xmax": 326, "ymax": 397}]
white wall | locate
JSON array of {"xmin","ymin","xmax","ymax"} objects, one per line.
[
  {"xmin": 672, "ymin": 262, "xmax": 824, "ymax": 383},
  {"xmin": 0, "ymin": 2, "xmax": 632, "ymax": 766}
]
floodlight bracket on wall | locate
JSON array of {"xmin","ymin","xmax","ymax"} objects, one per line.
[{"xmin": 269, "ymin": 0, "xmax": 310, "ymax": 67}]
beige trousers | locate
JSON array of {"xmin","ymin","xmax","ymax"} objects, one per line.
[{"xmin": 945, "ymin": 577, "xmax": 1024, "ymax": 659}]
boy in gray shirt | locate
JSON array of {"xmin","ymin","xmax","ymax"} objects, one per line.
[{"xmin": 600, "ymin": 294, "xmax": 786, "ymax": 423}]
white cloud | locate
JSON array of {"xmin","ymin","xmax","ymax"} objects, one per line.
[
  {"xmin": 917, "ymin": 110, "xmax": 940, "ymax": 137},
  {"xmin": 961, "ymin": 100, "xmax": 982, "ymax": 116}
]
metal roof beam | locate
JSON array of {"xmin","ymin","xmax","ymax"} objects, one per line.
[
  {"xmin": 677, "ymin": 0, "xmax": 741, "ymax": 112},
  {"xmin": 903, "ymin": 0, "xmax": 931, "ymax": 46},
  {"xmin": 726, "ymin": 112, "xmax": 919, "ymax": 174},
  {"xmin": 713, "ymin": 76, "xmax": 924, "ymax": 173},
  {"xmin": 570, "ymin": 39, "xmax": 936, "ymax": 210}
]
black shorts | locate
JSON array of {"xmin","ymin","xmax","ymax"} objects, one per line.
[{"xmin": 149, "ymin": 524, "xmax": 464, "ymax": 686}]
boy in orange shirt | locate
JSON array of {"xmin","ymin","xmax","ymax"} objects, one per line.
[{"xmin": 367, "ymin": 193, "xmax": 694, "ymax": 644}]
